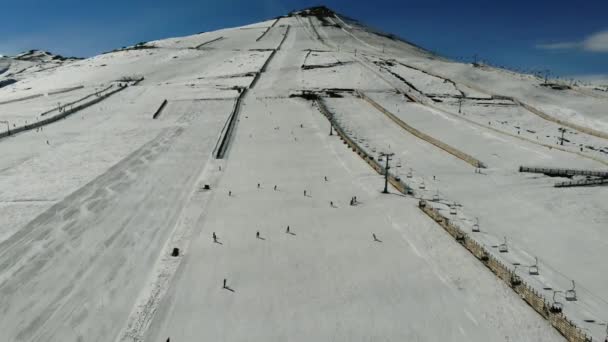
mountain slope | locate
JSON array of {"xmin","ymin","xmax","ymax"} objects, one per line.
[{"xmin": 0, "ymin": 6, "xmax": 606, "ymax": 342}]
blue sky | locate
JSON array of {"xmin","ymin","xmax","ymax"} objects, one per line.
[{"xmin": 1, "ymin": 0, "xmax": 606, "ymax": 80}]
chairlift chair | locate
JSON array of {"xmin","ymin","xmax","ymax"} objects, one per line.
[
  {"xmin": 498, "ymin": 237, "xmax": 508, "ymax": 253},
  {"xmin": 432, "ymin": 191, "xmax": 440, "ymax": 202},
  {"xmin": 529, "ymin": 257, "xmax": 539, "ymax": 275},
  {"xmin": 480, "ymin": 251, "xmax": 489, "ymax": 261},
  {"xmin": 472, "ymin": 217, "xmax": 480, "ymax": 232},
  {"xmin": 549, "ymin": 302, "xmax": 563, "ymax": 313},
  {"xmin": 510, "ymin": 269, "xmax": 522, "ymax": 286},
  {"xmin": 565, "ymin": 280, "xmax": 577, "ymax": 301},
  {"xmin": 419, "ymin": 182, "xmax": 426, "ymax": 190},
  {"xmin": 449, "ymin": 204, "xmax": 457, "ymax": 215},
  {"xmin": 549, "ymin": 291, "xmax": 563, "ymax": 313}
]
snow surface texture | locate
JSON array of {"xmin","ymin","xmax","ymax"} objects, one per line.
[{"xmin": 0, "ymin": 6, "xmax": 606, "ymax": 342}]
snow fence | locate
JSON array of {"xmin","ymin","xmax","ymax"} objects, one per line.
[
  {"xmin": 358, "ymin": 91, "xmax": 486, "ymax": 169},
  {"xmin": 0, "ymin": 79, "xmax": 141, "ymax": 140}
]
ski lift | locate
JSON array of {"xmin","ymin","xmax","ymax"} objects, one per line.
[
  {"xmin": 449, "ymin": 203, "xmax": 457, "ymax": 215},
  {"xmin": 432, "ymin": 190, "xmax": 440, "ymax": 202},
  {"xmin": 365, "ymin": 143, "xmax": 369, "ymax": 147},
  {"xmin": 419, "ymin": 182, "xmax": 426, "ymax": 190},
  {"xmin": 480, "ymin": 251, "xmax": 489, "ymax": 262},
  {"xmin": 406, "ymin": 169, "xmax": 413, "ymax": 178},
  {"xmin": 378, "ymin": 156, "xmax": 384, "ymax": 162},
  {"xmin": 472, "ymin": 217, "xmax": 480, "ymax": 232},
  {"xmin": 550, "ymin": 291, "xmax": 563, "ymax": 313},
  {"xmin": 498, "ymin": 236, "xmax": 508, "ymax": 253},
  {"xmin": 372, "ymin": 147, "xmax": 377, "ymax": 153},
  {"xmin": 396, "ymin": 160, "xmax": 402, "ymax": 168},
  {"xmin": 529, "ymin": 256, "xmax": 539, "ymax": 275},
  {"xmin": 510, "ymin": 265, "xmax": 522, "ymax": 286},
  {"xmin": 565, "ymin": 280, "xmax": 577, "ymax": 301},
  {"xmin": 455, "ymin": 233, "xmax": 465, "ymax": 243}
]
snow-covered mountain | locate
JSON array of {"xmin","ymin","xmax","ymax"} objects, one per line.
[
  {"xmin": 0, "ymin": 6, "xmax": 606, "ymax": 342},
  {"xmin": 0, "ymin": 49, "xmax": 80, "ymax": 89}
]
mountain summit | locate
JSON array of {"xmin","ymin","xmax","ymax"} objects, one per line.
[{"xmin": 0, "ymin": 7, "xmax": 607, "ymax": 342}]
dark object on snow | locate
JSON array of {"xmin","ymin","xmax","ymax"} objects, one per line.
[
  {"xmin": 171, "ymin": 248, "xmax": 180, "ymax": 257},
  {"xmin": 0, "ymin": 79, "xmax": 17, "ymax": 88},
  {"xmin": 152, "ymin": 99, "xmax": 168, "ymax": 119}
]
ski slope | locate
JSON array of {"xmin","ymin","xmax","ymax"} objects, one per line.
[{"xmin": 1, "ymin": 6, "xmax": 606, "ymax": 342}]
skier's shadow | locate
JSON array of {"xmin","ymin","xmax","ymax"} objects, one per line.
[
  {"xmin": 214, "ymin": 240, "xmax": 223, "ymax": 245},
  {"xmin": 257, "ymin": 236, "xmax": 266, "ymax": 241},
  {"xmin": 223, "ymin": 286, "xmax": 235, "ymax": 292},
  {"xmin": 287, "ymin": 232, "xmax": 296, "ymax": 236}
]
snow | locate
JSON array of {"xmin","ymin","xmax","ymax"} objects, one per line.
[
  {"xmin": 144, "ymin": 97, "xmax": 560, "ymax": 342},
  {"xmin": 1, "ymin": 6, "xmax": 606, "ymax": 342}
]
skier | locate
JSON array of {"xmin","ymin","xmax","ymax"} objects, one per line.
[
  {"xmin": 304, "ymin": 190, "xmax": 307, "ymax": 196},
  {"xmin": 223, "ymin": 278, "xmax": 227, "ymax": 288},
  {"xmin": 257, "ymin": 183, "xmax": 260, "ymax": 189},
  {"xmin": 256, "ymin": 231, "xmax": 260, "ymax": 239},
  {"xmin": 330, "ymin": 201, "xmax": 334, "ymax": 207},
  {"xmin": 213, "ymin": 232, "xmax": 217, "ymax": 243},
  {"xmin": 324, "ymin": 176, "xmax": 328, "ymax": 181},
  {"xmin": 274, "ymin": 185, "xmax": 277, "ymax": 191},
  {"xmin": 373, "ymin": 233, "xmax": 378, "ymax": 242},
  {"xmin": 286, "ymin": 226, "xmax": 290, "ymax": 234},
  {"xmin": 229, "ymin": 190, "xmax": 232, "ymax": 196}
]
